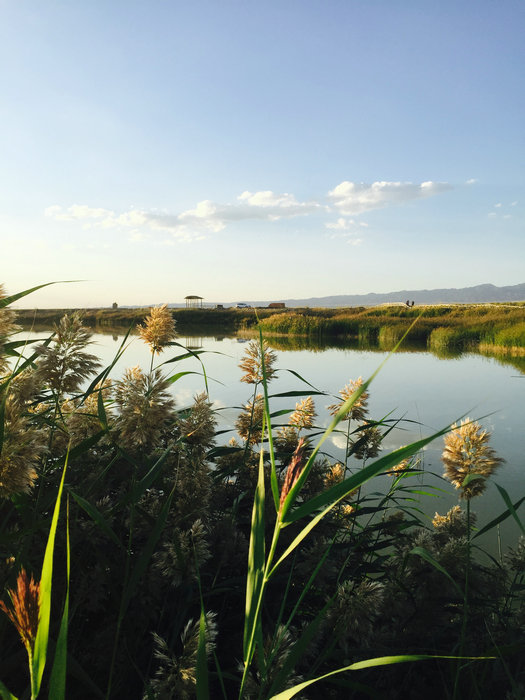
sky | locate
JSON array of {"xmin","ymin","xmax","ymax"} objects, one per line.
[{"xmin": 1, "ymin": 0, "xmax": 523, "ymax": 307}]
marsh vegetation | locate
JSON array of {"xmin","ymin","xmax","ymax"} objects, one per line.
[{"xmin": 1, "ymin": 286, "xmax": 524, "ymax": 699}]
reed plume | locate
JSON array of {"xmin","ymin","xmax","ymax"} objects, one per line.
[
  {"xmin": 235, "ymin": 394, "xmax": 265, "ymax": 444},
  {"xmin": 239, "ymin": 339, "xmax": 277, "ymax": 384},
  {"xmin": 138, "ymin": 304, "xmax": 176, "ymax": 354},
  {"xmin": 0, "ymin": 398, "xmax": 46, "ymax": 498},
  {"xmin": 328, "ymin": 377, "xmax": 369, "ymax": 422},
  {"xmin": 279, "ymin": 437, "xmax": 306, "ymax": 510},
  {"xmin": 289, "ymin": 396, "xmax": 316, "ymax": 430},
  {"xmin": 114, "ymin": 366, "xmax": 175, "ymax": 450},
  {"xmin": 35, "ymin": 312, "xmax": 100, "ymax": 395},
  {"xmin": 442, "ymin": 419, "xmax": 504, "ymax": 499},
  {"xmin": 0, "ymin": 568, "xmax": 40, "ymax": 659}
]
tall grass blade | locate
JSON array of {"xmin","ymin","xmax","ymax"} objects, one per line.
[
  {"xmin": 269, "ymin": 654, "xmax": 495, "ymax": 700},
  {"xmin": 410, "ymin": 546, "xmax": 463, "ymax": 597},
  {"xmin": 81, "ymin": 325, "xmax": 133, "ymax": 402},
  {"xmin": 32, "ymin": 453, "xmax": 69, "ymax": 697},
  {"xmin": 0, "ymin": 680, "xmax": 18, "ymax": 700},
  {"xmin": 268, "ymin": 390, "xmax": 326, "ymax": 398},
  {"xmin": 284, "ymin": 435, "xmax": 448, "ymax": 525},
  {"xmin": 473, "ymin": 496, "xmax": 525, "ymax": 539},
  {"xmin": 156, "ymin": 341, "xmax": 212, "ymax": 394},
  {"xmin": 69, "ymin": 491, "xmax": 123, "ymax": 549},
  {"xmin": 48, "ymin": 498, "xmax": 70, "ymax": 698},
  {"xmin": 196, "ymin": 608, "xmax": 209, "ymax": 700},
  {"xmin": 242, "ymin": 439, "xmax": 266, "ymax": 659},
  {"xmin": 495, "ymin": 483, "xmax": 525, "ymax": 535},
  {"xmin": 166, "ymin": 370, "xmax": 204, "ymax": 384},
  {"xmin": 0, "ymin": 282, "xmax": 73, "ymax": 308},
  {"xmin": 279, "ymin": 368, "xmax": 324, "ymax": 392},
  {"xmin": 267, "ymin": 598, "xmax": 333, "ymax": 697}
]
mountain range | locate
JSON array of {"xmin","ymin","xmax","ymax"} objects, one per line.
[{"xmin": 231, "ymin": 282, "xmax": 525, "ymax": 308}]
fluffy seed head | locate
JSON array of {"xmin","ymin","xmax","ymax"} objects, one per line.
[
  {"xmin": 35, "ymin": 312, "xmax": 101, "ymax": 395},
  {"xmin": 323, "ymin": 463, "xmax": 344, "ymax": 490},
  {"xmin": 114, "ymin": 366, "xmax": 175, "ymax": 450},
  {"xmin": 138, "ymin": 305, "xmax": 176, "ymax": 354},
  {"xmin": 239, "ymin": 339, "xmax": 277, "ymax": 384},
  {"xmin": 328, "ymin": 377, "xmax": 369, "ymax": 422},
  {"xmin": 279, "ymin": 438, "xmax": 306, "ymax": 510},
  {"xmin": 0, "ymin": 569, "xmax": 40, "ymax": 655},
  {"xmin": 353, "ymin": 425, "xmax": 382, "ymax": 461},
  {"xmin": 0, "ymin": 398, "xmax": 46, "ymax": 498},
  {"xmin": 235, "ymin": 394, "xmax": 265, "ymax": 444},
  {"xmin": 442, "ymin": 419, "xmax": 504, "ymax": 499},
  {"xmin": 289, "ymin": 396, "xmax": 316, "ymax": 430}
]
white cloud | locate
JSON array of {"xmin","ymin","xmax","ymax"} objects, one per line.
[
  {"xmin": 465, "ymin": 178, "xmax": 478, "ymax": 185},
  {"xmin": 45, "ymin": 204, "xmax": 113, "ymax": 221},
  {"xmin": 511, "ymin": 201, "xmax": 518, "ymax": 206},
  {"xmin": 325, "ymin": 217, "xmax": 369, "ymax": 231},
  {"xmin": 328, "ymin": 180, "xmax": 452, "ymax": 215},
  {"xmin": 494, "ymin": 203, "xmax": 502, "ymax": 208},
  {"xmin": 44, "ymin": 180, "xmax": 453, "ymax": 243},
  {"xmin": 45, "ymin": 189, "xmax": 323, "ymax": 241}
]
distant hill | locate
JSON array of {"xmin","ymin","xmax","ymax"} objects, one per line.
[{"xmin": 233, "ymin": 282, "xmax": 525, "ymax": 308}]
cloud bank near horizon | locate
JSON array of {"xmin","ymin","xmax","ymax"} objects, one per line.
[{"xmin": 45, "ymin": 180, "xmax": 452, "ymax": 242}]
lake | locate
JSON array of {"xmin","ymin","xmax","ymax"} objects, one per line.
[{"xmin": 18, "ymin": 327, "xmax": 525, "ymax": 553}]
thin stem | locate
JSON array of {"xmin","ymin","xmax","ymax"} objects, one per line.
[{"xmin": 453, "ymin": 498, "xmax": 471, "ymax": 700}]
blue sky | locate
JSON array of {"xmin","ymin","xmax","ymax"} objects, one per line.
[{"xmin": 1, "ymin": 0, "xmax": 523, "ymax": 307}]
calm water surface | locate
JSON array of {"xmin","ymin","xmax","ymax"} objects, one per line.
[{"xmin": 21, "ymin": 328, "xmax": 525, "ymax": 552}]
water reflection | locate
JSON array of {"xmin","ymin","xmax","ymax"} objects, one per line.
[{"xmin": 16, "ymin": 325, "xmax": 524, "ymax": 553}]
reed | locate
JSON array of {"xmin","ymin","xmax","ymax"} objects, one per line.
[{"xmin": 1, "ymin": 285, "xmax": 524, "ymax": 699}]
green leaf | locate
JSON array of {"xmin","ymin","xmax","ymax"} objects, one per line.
[
  {"xmin": 81, "ymin": 325, "xmax": 133, "ymax": 401},
  {"xmin": 48, "ymin": 498, "xmax": 70, "ymax": 699},
  {"xmin": 32, "ymin": 454, "xmax": 69, "ymax": 697},
  {"xmin": 69, "ymin": 491, "xmax": 123, "ymax": 549},
  {"xmin": 269, "ymin": 498, "xmax": 344, "ymax": 577},
  {"xmin": 410, "ymin": 546, "xmax": 463, "ymax": 597},
  {"xmin": 243, "ymin": 442, "xmax": 266, "ymax": 659},
  {"xmin": 284, "ymin": 434, "xmax": 448, "ymax": 525},
  {"xmin": 0, "ymin": 282, "xmax": 75, "ymax": 308},
  {"xmin": 473, "ymin": 496, "xmax": 525, "ymax": 539},
  {"xmin": 269, "ymin": 654, "xmax": 495, "ymax": 699},
  {"xmin": 279, "ymin": 368, "xmax": 324, "ymax": 392},
  {"xmin": 0, "ymin": 680, "xmax": 18, "ymax": 700},
  {"xmin": 495, "ymin": 483, "xmax": 525, "ymax": 535},
  {"xmin": 132, "ymin": 445, "xmax": 174, "ymax": 501},
  {"xmin": 166, "ymin": 370, "xmax": 203, "ymax": 384},
  {"xmin": 196, "ymin": 608, "xmax": 209, "ymax": 700},
  {"xmin": 268, "ymin": 390, "xmax": 327, "ymax": 398},
  {"xmin": 97, "ymin": 387, "xmax": 108, "ymax": 431}
]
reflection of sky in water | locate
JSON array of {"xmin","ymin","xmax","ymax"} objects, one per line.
[{"xmin": 20, "ymin": 329, "xmax": 525, "ymax": 553}]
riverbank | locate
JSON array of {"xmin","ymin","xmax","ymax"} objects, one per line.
[{"xmin": 15, "ymin": 302, "xmax": 525, "ymax": 353}]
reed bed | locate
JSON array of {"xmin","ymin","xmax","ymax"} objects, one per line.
[{"xmin": 1, "ymin": 284, "xmax": 524, "ymax": 699}]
